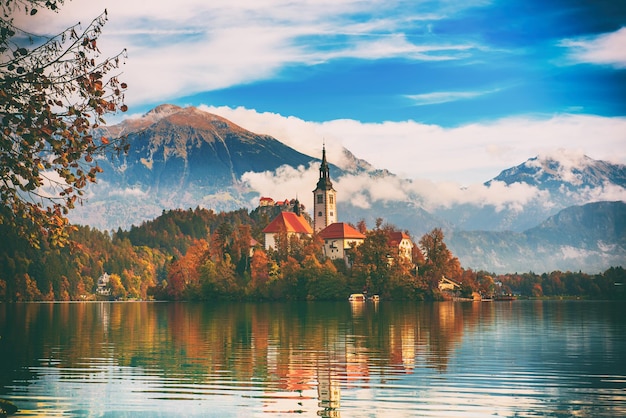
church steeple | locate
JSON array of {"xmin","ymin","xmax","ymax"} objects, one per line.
[
  {"xmin": 313, "ymin": 143, "xmax": 337, "ymax": 232},
  {"xmin": 316, "ymin": 144, "xmax": 333, "ymax": 190}
]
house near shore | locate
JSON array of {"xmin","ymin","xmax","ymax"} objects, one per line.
[
  {"xmin": 438, "ymin": 277, "xmax": 460, "ymax": 291},
  {"xmin": 96, "ymin": 273, "xmax": 111, "ymax": 296}
]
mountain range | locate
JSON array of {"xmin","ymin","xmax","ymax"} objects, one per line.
[{"xmin": 69, "ymin": 104, "xmax": 626, "ymax": 274}]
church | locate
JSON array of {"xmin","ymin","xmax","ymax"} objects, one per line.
[{"xmin": 262, "ymin": 145, "xmax": 365, "ymax": 263}]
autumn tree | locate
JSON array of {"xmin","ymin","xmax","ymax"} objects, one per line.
[
  {"xmin": 306, "ymin": 258, "xmax": 346, "ymax": 300},
  {"xmin": 418, "ymin": 228, "xmax": 461, "ymax": 289},
  {"xmin": 166, "ymin": 239, "xmax": 209, "ymax": 299},
  {"xmin": 199, "ymin": 254, "xmax": 239, "ymax": 300},
  {"xmin": 476, "ymin": 272, "xmax": 496, "ymax": 297},
  {"xmin": 0, "ymin": 1, "xmax": 127, "ymax": 247},
  {"xmin": 351, "ymin": 223, "xmax": 392, "ymax": 295},
  {"xmin": 249, "ymin": 249, "xmax": 270, "ymax": 292},
  {"xmin": 106, "ymin": 273, "xmax": 125, "ymax": 299}
]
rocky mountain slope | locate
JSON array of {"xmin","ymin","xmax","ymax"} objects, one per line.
[
  {"xmin": 447, "ymin": 201, "xmax": 626, "ymax": 274},
  {"xmin": 98, "ymin": 104, "xmax": 320, "ymax": 189},
  {"xmin": 73, "ymin": 105, "xmax": 331, "ymax": 229},
  {"xmin": 490, "ymin": 155, "xmax": 626, "ymax": 191},
  {"xmin": 435, "ymin": 154, "xmax": 626, "ymax": 232}
]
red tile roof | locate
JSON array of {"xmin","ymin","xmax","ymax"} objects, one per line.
[
  {"xmin": 318, "ymin": 222, "xmax": 366, "ymax": 240},
  {"xmin": 388, "ymin": 231, "xmax": 412, "ymax": 246},
  {"xmin": 262, "ymin": 212, "xmax": 313, "ymax": 234}
]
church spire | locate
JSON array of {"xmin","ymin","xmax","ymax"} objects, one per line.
[{"xmin": 316, "ymin": 143, "xmax": 333, "ymax": 190}]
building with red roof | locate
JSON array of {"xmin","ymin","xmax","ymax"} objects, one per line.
[
  {"xmin": 259, "ymin": 197, "xmax": 275, "ymax": 206},
  {"xmin": 262, "ymin": 211, "xmax": 313, "ymax": 250},
  {"xmin": 388, "ymin": 231, "xmax": 414, "ymax": 262},
  {"xmin": 318, "ymin": 222, "xmax": 366, "ymax": 262}
]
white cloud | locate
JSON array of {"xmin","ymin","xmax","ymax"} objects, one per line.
[
  {"xmin": 241, "ymin": 163, "xmax": 318, "ymax": 208},
  {"xmin": 406, "ymin": 179, "xmax": 551, "ymax": 212},
  {"xmin": 566, "ymin": 183, "xmax": 626, "ymax": 205},
  {"xmin": 199, "ymin": 105, "xmax": 351, "ymax": 168},
  {"xmin": 210, "ymin": 105, "xmax": 626, "ymax": 215},
  {"xmin": 242, "ymin": 162, "xmax": 553, "ymax": 217},
  {"xmin": 35, "ymin": 170, "xmax": 67, "ymax": 199},
  {"xmin": 205, "ymin": 105, "xmax": 626, "ymax": 185},
  {"xmin": 560, "ymin": 27, "xmax": 626, "ymax": 68},
  {"xmin": 405, "ymin": 89, "xmax": 498, "ymax": 106},
  {"xmin": 526, "ymin": 149, "xmax": 593, "ymax": 185},
  {"xmin": 12, "ymin": 0, "xmax": 486, "ymax": 106},
  {"xmin": 109, "ymin": 187, "xmax": 148, "ymax": 198}
]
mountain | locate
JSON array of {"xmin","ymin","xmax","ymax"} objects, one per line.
[
  {"xmin": 69, "ymin": 105, "xmax": 402, "ymax": 230},
  {"xmin": 447, "ymin": 201, "xmax": 626, "ymax": 274},
  {"xmin": 72, "ymin": 104, "xmax": 315, "ymax": 229},
  {"xmin": 489, "ymin": 154, "xmax": 626, "ymax": 191},
  {"xmin": 435, "ymin": 153, "xmax": 626, "ymax": 232},
  {"xmin": 98, "ymin": 104, "xmax": 325, "ymax": 189}
]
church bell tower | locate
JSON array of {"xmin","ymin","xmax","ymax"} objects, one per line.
[{"xmin": 313, "ymin": 144, "xmax": 337, "ymax": 232}]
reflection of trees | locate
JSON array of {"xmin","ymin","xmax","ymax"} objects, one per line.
[{"xmin": 1, "ymin": 301, "xmax": 500, "ymax": 407}]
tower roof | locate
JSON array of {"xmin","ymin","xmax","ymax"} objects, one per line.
[{"xmin": 315, "ymin": 145, "xmax": 334, "ymax": 190}]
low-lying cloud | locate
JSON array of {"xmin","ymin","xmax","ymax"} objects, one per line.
[
  {"xmin": 241, "ymin": 162, "xmax": 555, "ymax": 216},
  {"xmin": 206, "ymin": 105, "xmax": 626, "ymax": 185}
]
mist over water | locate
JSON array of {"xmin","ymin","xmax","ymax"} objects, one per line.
[{"xmin": 1, "ymin": 301, "xmax": 625, "ymax": 417}]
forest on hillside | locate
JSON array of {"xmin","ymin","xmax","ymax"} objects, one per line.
[{"xmin": 1, "ymin": 207, "xmax": 624, "ymax": 302}]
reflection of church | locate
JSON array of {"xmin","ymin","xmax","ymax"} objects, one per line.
[{"xmin": 317, "ymin": 361, "xmax": 341, "ymax": 417}]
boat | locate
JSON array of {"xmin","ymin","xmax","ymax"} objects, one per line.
[
  {"xmin": 368, "ymin": 295, "xmax": 380, "ymax": 302},
  {"xmin": 348, "ymin": 293, "xmax": 366, "ymax": 302}
]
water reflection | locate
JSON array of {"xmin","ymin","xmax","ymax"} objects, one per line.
[{"xmin": 0, "ymin": 301, "xmax": 625, "ymax": 416}]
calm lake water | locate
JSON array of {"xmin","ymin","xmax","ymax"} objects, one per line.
[{"xmin": 1, "ymin": 300, "xmax": 625, "ymax": 417}]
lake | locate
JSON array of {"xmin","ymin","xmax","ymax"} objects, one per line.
[{"xmin": 1, "ymin": 300, "xmax": 625, "ymax": 417}]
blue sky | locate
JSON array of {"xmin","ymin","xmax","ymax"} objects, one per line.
[
  {"xmin": 189, "ymin": 1, "xmax": 626, "ymax": 126},
  {"xmin": 19, "ymin": 0, "xmax": 626, "ymax": 185}
]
